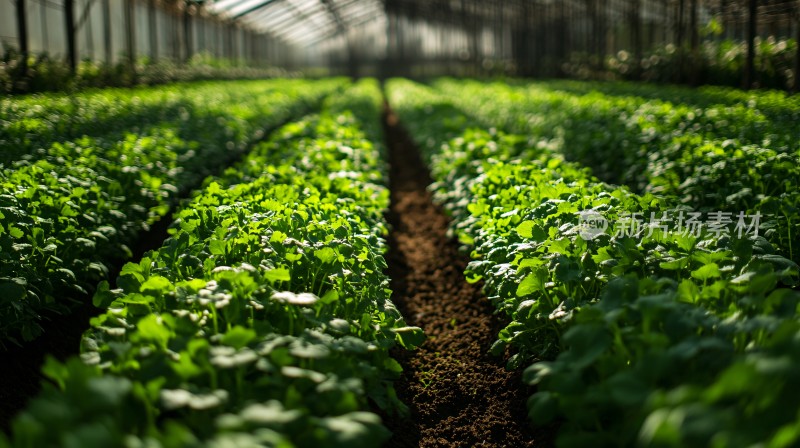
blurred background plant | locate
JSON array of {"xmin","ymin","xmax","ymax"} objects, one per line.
[
  {"xmin": 583, "ymin": 36, "xmax": 797, "ymax": 90},
  {"xmin": 0, "ymin": 47, "xmax": 291, "ymax": 94}
]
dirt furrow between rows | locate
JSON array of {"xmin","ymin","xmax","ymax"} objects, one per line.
[{"xmin": 381, "ymin": 104, "xmax": 548, "ymax": 448}]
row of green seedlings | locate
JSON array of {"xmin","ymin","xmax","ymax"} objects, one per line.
[
  {"xmin": 434, "ymin": 78, "xmax": 800, "ymax": 184},
  {"xmin": 434, "ymin": 79, "xmax": 800, "ymax": 264},
  {"xmin": 519, "ymin": 78, "xmax": 800, "ymax": 119},
  {"xmin": 1, "ymin": 79, "xmax": 423, "ymax": 448},
  {"xmin": 0, "ymin": 79, "xmax": 342, "ymax": 345},
  {"xmin": 387, "ymin": 79, "xmax": 800, "ymax": 448},
  {"xmin": 0, "ymin": 80, "xmax": 342, "ymax": 164}
]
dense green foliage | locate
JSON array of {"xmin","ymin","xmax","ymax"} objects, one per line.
[
  {"xmin": 1, "ymin": 80, "xmax": 422, "ymax": 447},
  {"xmin": 0, "ymin": 48, "xmax": 287, "ymax": 95},
  {"xmin": 388, "ymin": 78, "xmax": 800, "ymax": 447},
  {"xmin": 0, "ymin": 79, "xmax": 342, "ymax": 345},
  {"xmin": 434, "ymin": 78, "xmax": 800, "ymax": 264},
  {"xmin": 564, "ymin": 36, "xmax": 798, "ymax": 91},
  {"xmin": 0, "ymin": 79, "xmax": 345, "ymax": 165}
]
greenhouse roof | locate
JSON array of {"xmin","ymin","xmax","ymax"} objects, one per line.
[
  {"xmin": 207, "ymin": 0, "xmax": 385, "ymax": 47},
  {"xmin": 204, "ymin": 0, "xmax": 800, "ymax": 52}
]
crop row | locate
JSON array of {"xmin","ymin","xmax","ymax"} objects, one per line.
[
  {"xmin": 0, "ymin": 79, "xmax": 343, "ymax": 345},
  {"xmin": 1, "ymin": 79, "xmax": 422, "ymax": 448},
  {"xmin": 0, "ymin": 80, "xmax": 346, "ymax": 165},
  {"xmin": 387, "ymin": 79, "xmax": 800, "ymax": 447},
  {"xmin": 433, "ymin": 79, "xmax": 800, "ymax": 264}
]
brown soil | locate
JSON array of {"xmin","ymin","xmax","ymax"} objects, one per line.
[{"xmin": 381, "ymin": 105, "xmax": 553, "ymax": 448}]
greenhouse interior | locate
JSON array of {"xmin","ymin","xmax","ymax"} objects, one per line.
[{"xmin": 1, "ymin": 1, "xmax": 800, "ymax": 447}]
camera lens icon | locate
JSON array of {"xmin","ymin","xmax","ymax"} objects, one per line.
[{"xmin": 577, "ymin": 210, "xmax": 608, "ymax": 240}]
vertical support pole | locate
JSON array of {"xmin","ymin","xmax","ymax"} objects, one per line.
[
  {"xmin": 689, "ymin": 0, "xmax": 699, "ymax": 85},
  {"xmin": 600, "ymin": 0, "xmax": 608, "ymax": 71},
  {"xmin": 125, "ymin": 0, "xmax": 136, "ymax": 68},
  {"xmin": 249, "ymin": 30, "xmax": 254, "ymax": 66},
  {"xmin": 40, "ymin": 0, "xmax": 48, "ymax": 56},
  {"xmin": 16, "ymin": 0, "xmax": 29, "ymax": 75},
  {"xmin": 387, "ymin": 10, "xmax": 397, "ymax": 77},
  {"xmin": 65, "ymin": 0, "xmax": 77, "ymax": 73},
  {"xmin": 559, "ymin": 0, "xmax": 568, "ymax": 76},
  {"xmin": 85, "ymin": 0, "xmax": 95, "ymax": 59},
  {"xmin": 172, "ymin": 7, "xmax": 179, "ymax": 60},
  {"xmin": 247, "ymin": 31, "xmax": 253, "ymax": 66},
  {"xmin": 227, "ymin": 24, "xmax": 232, "ymax": 62},
  {"xmin": 631, "ymin": 0, "xmax": 642, "ymax": 79},
  {"xmin": 183, "ymin": 3, "xmax": 192, "ymax": 63},
  {"xmin": 744, "ymin": 0, "xmax": 757, "ymax": 89},
  {"xmin": 676, "ymin": 0, "xmax": 685, "ymax": 82},
  {"xmin": 795, "ymin": 4, "xmax": 800, "ymax": 92},
  {"xmin": 103, "ymin": 0, "xmax": 112, "ymax": 64},
  {"xmin": 149, "ymin": 0, "xmax": 158, "ymax": 60}
]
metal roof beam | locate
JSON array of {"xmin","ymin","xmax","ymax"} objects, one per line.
[
  {"xmin": 341, "ymin": 3, "xmax": 381, "ymax": 26},
  {"xmin": 281, "ymin": 0, "xmax": 330, "ymax": 31},
  {"xmin": 233, "ymin": 0, "xmax": 280, "ymax": 20},
  {"xmin": 267, "ymin": 10, "xmax": 333, "ymax": 36},
  {"xmin": 319, "ymin": 0, "xmax": 347, "ymax": 34},
  {"xmin": 301, "ymin": 9, "xmax": 383, "ymax": 47},
  {"xmin": 280, "ymin": 24, "xmax": 329, "ymax": 42},
  {"xmin": 211, "ymin": 0, "xmax": 248, "ymax": 13},
  {"xmin": 243, "ymin": 2, "xmax": 292, "ymax": 24}
]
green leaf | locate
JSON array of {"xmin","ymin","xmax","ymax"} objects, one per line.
[
  {"xmin": 264, "ymin": 268, "xmax": 291, "ymax": 283},
  {"xmin": 221, "ymin": 326, "xmax": 257, "ymax": 349},
  {"xmin": 392, "ymin": 326, "xmax": 426, "ymax": 349},
  {"xmin": 8, "ymin": 226, "xmax": 24, "ymax": 239},
  {"xmin": 120, "ymin": 262, "xmax": 145, "ymax": 282},
  {"xmin": 239, "ymin": 402, "xmax": 302, "ymax": 425},
  {"xmin": 676, "ymin": 279, "xmax": 699, "ymax": 303},
  {"xmin": 314, "ymin": 247, "xmax": 336, "ymax": 264},
  {"xmin": 517, "ymin": 220, "xmax": 546, "ymax": 241},
  {"xmin": 285, "ymin": 253, "xmax": 303, "ymax": 262},
  {"xmin": 320, "ymin": 289, "xmax": 339, "ymax": 304},
  {"xmin": 528, "ymin": 391, "xmax": 558, "ymax": 424},
  {"xmin": 0, "ymin": 278, "xmax": 27, "ymax": 303},
  {"xmin": 140, "ymin": 276, "xmax": 173, "ymax": 294},
  {"xmin": 209, "ymin": 239, "xmax": 227, "ymax": 256},
  {"xmin": 660, "ymin": 257, "xmax": 689, "ymax": 271},
  {"xmin": 134, "ymin": 315, "xmax": 172, "ymax": 348},
  {"xmin": 517, "ymin": 221, "xmax": 535, "ymax": 238},
  {"xmin": 383, "ymin": 357, "xmax": 403, "ymax": 374},
  {"xmin": 606, "ymin": 371, "xmax": 648, "ymax": 407},
  {"xmin": 691, "ymin": 263, "xmax": 721, "ymax": 281},
  {"xmin": 92, "ymin": 280, "xmax": 120, "ymax": 308},
  {"xmin": 517, "ymin": 267, "xmax": 547, "ymax": 296},
  {"xmin": 561, "ymin": 323, "xmax": 612, "ymax": 369}
]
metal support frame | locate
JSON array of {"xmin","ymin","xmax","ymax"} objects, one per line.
[
  {"xmin": 125, "ymin": 0, "xmax": 137, "ymax": 67},
  {"xmin": 744, "ymin": 0, "xmax": 757, "ymax": 89},
  {"xmin": 183, "ymin": 4, "xmax": 193, "ymax": 62},
  {"xmin": 103, "ymin": 0, "xmax": 112, "ymax": 63},
  {"xmin": 233, "ymin": 0, "xmax": 279, "ymax": 20},
  {"xmin": 65, "ymin": 0, "xmax": 77, "ymax": 72},
  {"xmin": 15, "ymin": 0, "xmax": 29, "ymax": 74},
  {"xmin": 149, "ymin": 0, "xmax": 159, "ymax": 60}
]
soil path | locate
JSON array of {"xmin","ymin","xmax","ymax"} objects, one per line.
[{"xmin": 381, "ymin": 105, "xmax": 549, "ymax": 448}]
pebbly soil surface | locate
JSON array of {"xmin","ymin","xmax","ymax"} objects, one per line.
[{"xmin": 381, "ymin": 105, "xmax": 553, "ymax": 448}]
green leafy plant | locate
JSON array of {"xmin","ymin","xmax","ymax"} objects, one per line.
[
  {"xmin": 388, "ymin": 78, "xmax": 800, "ymax": 448},
  {"xmin": 0, "ymin": 79, "xmax": 344, "ymax": 345},
  {"xmin": 0, "ymin": 79, "xmax": 422, "ymax": 448},
  {"xmin": 432, "ymin": 78, "xmax": 800, "ymax": 265}
]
